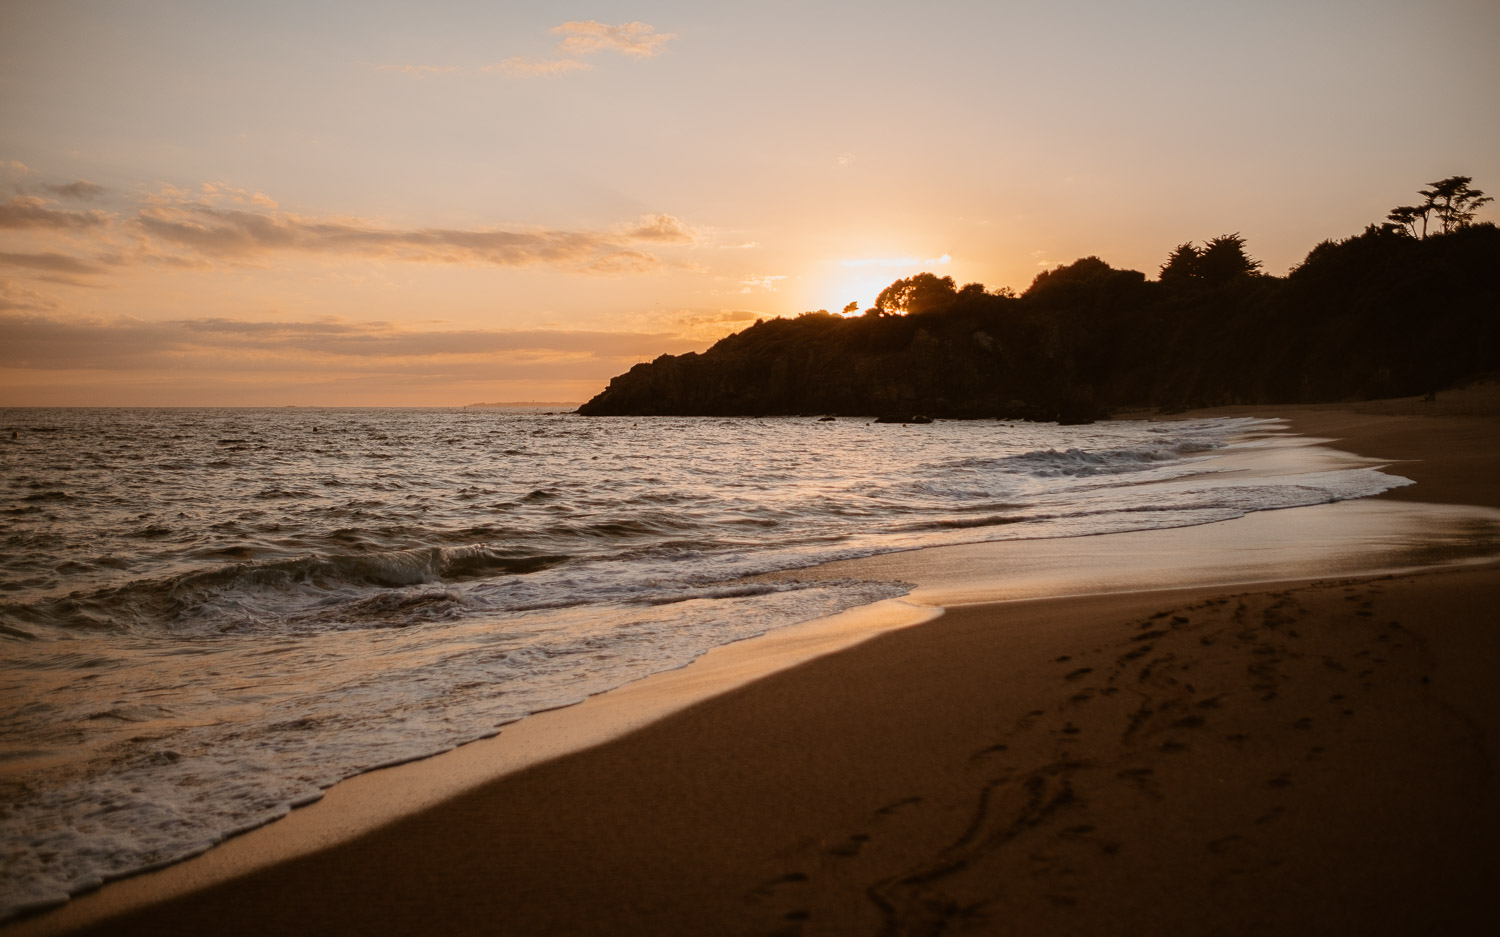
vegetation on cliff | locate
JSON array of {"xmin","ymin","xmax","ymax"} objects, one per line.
[{"xmin": 578, "ymin": 179, "xmax": 1498, "ymax": 420}]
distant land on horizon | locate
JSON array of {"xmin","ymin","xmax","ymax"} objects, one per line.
[
  {"xmin": 578, "ymin": 180, "xmax": 1498, "ymax": 423},
  {"xmin": 464, "ymin": 401, "xmax": 582, "ymax": 408}
]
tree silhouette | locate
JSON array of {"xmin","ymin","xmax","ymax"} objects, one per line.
[
  {"xmin": 1197, "ymin": 233, "xmax": 1261, "ymax": 284},
  {"xmin": 1386, "ymin": 203, "xmax": 1431, "ymax": 239},
  {"xmin": 1420, "ymin": 176, "xmax": 1492, "ymax": 234},
  {"xmin": 873, "ymin": 272, "xmax": 958, "ymax": 315},
  {"xmin": 1389, "ymin": 176, "xmax": 1492, "ymax": 237},
  {"xmin": 1157, "ymin": 235, "xmax": 1258, "ymax": 288},
  {"xmin": 1159, "ymin": 242, "xmax": 1201, "ymax": 286}
]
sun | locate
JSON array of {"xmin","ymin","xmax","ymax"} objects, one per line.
[
  {"xmin": 811, "ymin": 253, "xmax": 956, "ymax": 316},
  {"xmin": 820, "ymin": 270, "xmax": 896, "ymax": 315}
]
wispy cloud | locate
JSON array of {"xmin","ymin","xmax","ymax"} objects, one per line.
[
  {"xmin": 0, "ymin": 195, "xmax": 111, "ymax": 230},
  {"xmin": 0, "ymin": 277, "xmax": 58, "ymax": 312},
  {"xmin": 45, "ymin": 180, "xmax": 106, "ymax": 200},
  {"xmin": 5, "ymin": 163, "xmax": 109, "ymax": 201},
  {"xmin": 625, "ymin": 214, "xmax": 695, "ymax": 244},
  {"xmin": 0, "ymin": 310, "xmax": 703, "ymax": 374},
  {"xmin": 483, "ymin": 57, "xmax": 593, "ymax": 77},
  {"xmin": 371, "ymin": 21, "xmax": 674, "ymax": 80},
  {"xmin": 0, "ymin": 170, "xmax": 704, "ymax": 334},
  {"xmin": 840, "ymin": 253, "xmax": 951, "ymax": 268},
  {"xmin": 553, "ymin": 21, "xmax": 675, "ymax": 59},
  {"xmin": 132, "ymin": 202, "xmax": 692, "ymax": 275},
  {"xmin": 1, "ymin": 172, "xmax": 699, "ymax": 283},
  {"xmin": 0, "ymin": 251, "xmax": 109, "ymax": 276},
  {"xmin": 672, "ymin": 309, "xmax": 760, "ymax": 338},
  {"xmin": 740, "ymin": 274, "xmax": 787, "ymax": 293}
]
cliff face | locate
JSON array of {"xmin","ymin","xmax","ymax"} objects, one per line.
[{"xmin": 578, "ymin": 225, "xmax": 1500, "ymax": 418}]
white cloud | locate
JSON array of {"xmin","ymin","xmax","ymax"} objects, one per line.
[
  {"xmin": 739, "ymin": 274, "xmax": 787, "ymax": 293},
  {"xmin": 624, "ymin": 213, "xmax": 697, "ymax": 244},
  {"xmin": 553, "ymin": 21, "xmax": 676, "ymax": 58}
]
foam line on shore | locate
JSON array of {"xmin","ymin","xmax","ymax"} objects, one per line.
[{"xmin": 5, "ymin": 596, "xmax": 941, "ymax": 936}]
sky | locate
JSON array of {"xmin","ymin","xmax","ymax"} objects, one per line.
[{"xmin": 2, "ymin": 1, "xmax": 1496, "ymax": 406}]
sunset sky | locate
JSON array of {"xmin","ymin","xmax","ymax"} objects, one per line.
[{"xmin": 3, "ymin": 1, "xmax": 1496, "ymax": 406}]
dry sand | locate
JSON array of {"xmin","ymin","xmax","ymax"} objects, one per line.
[{"xmin": 11, "ymin": 385, "xmax": 1499, "ymax": 936}]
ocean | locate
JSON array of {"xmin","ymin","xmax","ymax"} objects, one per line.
[{"xmin": 0, "ymin": 407, "xmax": 1413, "ymax": 918}]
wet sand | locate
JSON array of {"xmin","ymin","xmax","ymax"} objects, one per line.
[{"xmin": 11, "ymin": 385, "xmax": 1499, "ymax": 936}]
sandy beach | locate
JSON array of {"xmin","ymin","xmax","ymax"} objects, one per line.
[{"xmin": 10, "ymin": 386, "xmax": 1499, "ymax": 936}]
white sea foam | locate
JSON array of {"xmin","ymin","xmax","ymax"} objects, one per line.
[{"xmin": 0, "ymin": 408, "xmax": 1417, "ymax": 917}]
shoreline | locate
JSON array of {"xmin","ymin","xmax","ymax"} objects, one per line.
[{"xmin": 9, "ymin": 386, "xmax": 1499, "ymax": 935}]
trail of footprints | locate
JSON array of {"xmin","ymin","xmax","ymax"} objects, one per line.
[{"xmin": 745, "ymin": 576, "xmax": 1436, "ymax": 936}]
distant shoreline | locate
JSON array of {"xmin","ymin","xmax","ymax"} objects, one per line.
[{"xmin": 461, "ymin": 401, "xmax": 581, "ymax": 408}]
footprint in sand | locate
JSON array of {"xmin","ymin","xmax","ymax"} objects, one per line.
[
  {"xmin": 874, "ymin": 796, "xmax": 923, "ymax": 817},
  {"xmin": 1118, "ymin": 644, "xmax": 1153, "ymax": 664},
  {"xmin": 746, "ymin": 870, "xmax": 809, "ymax": 904},
  {"xmin": 825, "ymin": 833, "xmax": 870, "ymax": 858}
]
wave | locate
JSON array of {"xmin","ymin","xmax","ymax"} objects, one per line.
[
  {"xmin": 935, "ymin": 435, "xmax": 1223, "ymax": 480},
  {"xmin": 999, "ymin": 442, "xmax": 1217, "ymax": 477},
  {"xmin": 0, "ymin": 544, "xmax": 570, "ymax": 636}
]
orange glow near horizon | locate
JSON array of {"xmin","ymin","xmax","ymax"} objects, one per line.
[{"xmin": 2, "ymin": 3, "xmax": 1496, "ymax": 406}]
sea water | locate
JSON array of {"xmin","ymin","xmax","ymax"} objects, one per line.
[{"xmin": 0, "ymin": 407, "xmax": 1411, "ymax": 917}]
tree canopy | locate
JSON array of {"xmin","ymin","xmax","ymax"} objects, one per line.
[
  {"xmin": 1157, "ymin": 234, "xmax": 1260, "ymax": 289},
  {"xmin": 873, "ymin": 273, "xmax": 958, "ymax": 316},
  {"xmin": 1387, "ymin": 175, "xmax": 1491, "ymax": 238},
  {"xmin": 579, "ymin": 175, "xmax": 1496, "ymax": 420}
]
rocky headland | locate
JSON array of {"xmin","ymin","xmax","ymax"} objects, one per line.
[{"xmin": 579, "ymin": 219, "xmax": 1498, "ymax": 421}]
